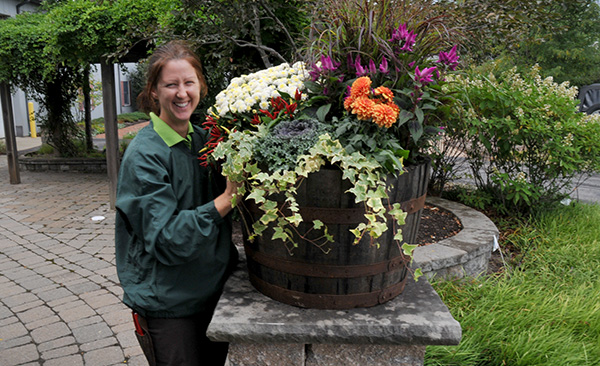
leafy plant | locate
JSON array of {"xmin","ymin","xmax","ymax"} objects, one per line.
[
  {"xmin": 303, "ymin": 0, "xmax": 461, "ymax": 160},
  {"xmin": 439, "ymin": 62, "xmax": 600, "ymax": 215},
  {"xmin": 253, "ymin": 118, "xmax": 330, "ymax": 172},
  {"xmin": 213, "ymin": 128, "xmax": 413, "ymax": 261}
]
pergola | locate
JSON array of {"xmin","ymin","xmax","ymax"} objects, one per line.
[{"xmin": 1, "ymin": 44, "xmax": 149, "ymax": 209}]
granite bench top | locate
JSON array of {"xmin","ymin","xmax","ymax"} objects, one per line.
[{"xmin": 207, "ymin": 255, "xmax": 462, "ymax": 346}]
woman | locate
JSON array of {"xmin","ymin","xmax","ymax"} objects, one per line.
[{"xmin": 115, "ymin": 40, "xmax": 239, "ymax": 366}]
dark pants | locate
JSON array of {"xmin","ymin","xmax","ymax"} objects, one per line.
[{"xmin": 145, "ymin": 312, "xmax": 228, "ymax": 366}]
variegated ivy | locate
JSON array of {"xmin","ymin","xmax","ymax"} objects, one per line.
[{"xmin": 212, "ymin": 127, "xmax": 418, "ymax": 265}]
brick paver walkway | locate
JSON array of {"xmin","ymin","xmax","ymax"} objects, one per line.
[{"xmin": 0, "ymin": 157, "xmax": 147, "ymax": 365}]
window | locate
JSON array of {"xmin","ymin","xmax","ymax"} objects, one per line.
[{"xmin": 120, "ymin": 80, "xmax": 131, "ymax": 107}]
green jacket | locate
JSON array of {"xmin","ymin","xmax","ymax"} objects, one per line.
[{"xmin": 115, "ymin": 117, "xmax": 237, "ymax": 318}]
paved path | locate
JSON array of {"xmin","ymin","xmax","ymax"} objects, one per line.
[{"xmin": 0, "ymin": 156, "xmax": 147, "ymax": 366}]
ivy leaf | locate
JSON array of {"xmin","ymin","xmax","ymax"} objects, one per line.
[
  {"xmin": 272, "ymin": 226, "xmax": 289, "ymax": 241},
  {"xmin": 402, "ymin": 243, "xmax": 418, "ymax": 257},
  {"xmin": 247, "ymin": 189, "xmax": 266, "ymax": 204}
]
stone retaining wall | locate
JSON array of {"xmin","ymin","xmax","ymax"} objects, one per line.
[{"xmin": 414, "ymin": 196, "xmax": 499, "ymax": 280}]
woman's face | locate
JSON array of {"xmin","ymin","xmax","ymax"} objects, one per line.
[{"xmin": 151, "ymin": 59, "xmax": 201, "ymax": 128}]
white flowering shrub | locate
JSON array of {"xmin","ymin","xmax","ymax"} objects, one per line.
[
  {"xmin": 209, "ymin": 61, "xmax": 309, "ymax": 117},
  {"xmin": 432, "ymin": 62, "xmax": 600, "ymax": 214}
]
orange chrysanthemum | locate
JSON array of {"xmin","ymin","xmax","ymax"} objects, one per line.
[
  {"xmin": 344, "ymin": 76, "xmax": 400, "ymax": 128},
  {"xmin": 351, "ymin": 97, "xmax": 375, "ymax": 120},
  {"xmin": 350, "ymin": 76, "xmax": 372, "ymax": 99},
  {"xmin": 373, "ymin": 86, "xmax": 394, "ymax": 104},
  {"xmin": 344, "ymin": 95, "xmax": 355, "ymax": 111},
  {"xmin": 371, "ymin": 103, "xmax": 399, "ymax": 128}
]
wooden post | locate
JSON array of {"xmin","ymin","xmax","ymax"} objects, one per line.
[
  {"xmin": 0, "ymin": 82, "xmax": 21, "ymax": 184},
  {"xmin": 100, "ymin": 59, "xmax": 120, "ymax": 209}
]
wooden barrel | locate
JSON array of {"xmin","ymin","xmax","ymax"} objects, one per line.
[{"xmin": 241, "ymin": 159, "xmax": 430, "ymax": 309}]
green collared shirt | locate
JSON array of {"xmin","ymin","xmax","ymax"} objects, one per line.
[{"xmin": 150, "ymin": 112, "xmax": 194, "ymax": 149}]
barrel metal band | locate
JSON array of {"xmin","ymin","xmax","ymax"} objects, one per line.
[
  {"xmin": 244, "ymin": 244, "xmax": 409, "ymax": 279},
  {"xmin": 248, "ymin": 272, "xmax": 408, "ymax": 309}
]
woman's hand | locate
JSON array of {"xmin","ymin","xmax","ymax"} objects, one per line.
[{"xmin": 214, "ymin": 179, "xmax": 243, "ymax": 217}]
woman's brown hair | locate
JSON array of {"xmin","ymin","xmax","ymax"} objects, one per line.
[{"xmin": 137, "ymin": 40, "xmax": 208, "ymax": 114}]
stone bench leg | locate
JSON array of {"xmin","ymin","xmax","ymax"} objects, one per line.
[{"xmin": 227, "ymin": 343, "xmax": 426, "ymax": 366}]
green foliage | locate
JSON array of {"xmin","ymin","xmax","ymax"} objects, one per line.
[
  {"xmin": 438, "ymin": 62, "xmax": 600, "ymax": 215},
  {"xmin": 434, "ymin": 0, "xmax": 562, "ymax": 63},
  {"xmin": 0, "ymin": 0, "xmax": 172, "ymax": 156},
  {"xmin": 0, "ymin": 139, "xmax": 6, "ymax": 155},
  {"xmin": 426, "ymin": 203, "xmax": 600, "ymax": 366},
  {"xmin": 212, "ymin": 128, "xmax": 412, "ymax": 260},
  {"xmin": 38, "ymin": 144, "xmax": 56, "ymax": 155},
  {"xmin": 253, "ymin": 118, "xmax": 330, "ymax": 172},
  {"xmin": 513, "ymin": 0, "xmax": 600, "ymax": 87}
]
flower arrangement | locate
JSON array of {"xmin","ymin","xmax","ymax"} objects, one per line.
[{"xmin": 202, "ymin": 0, "xmax": 460, "ymax": 271}]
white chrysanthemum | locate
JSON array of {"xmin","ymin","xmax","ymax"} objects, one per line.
[{"xmin": 210, "ymin": 62, "xmax": 308, "ymax": 116}]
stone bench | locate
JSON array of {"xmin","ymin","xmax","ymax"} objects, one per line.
[{"xmin": 207, "ymin": 254, "xmax": 462, "ymax": 366}]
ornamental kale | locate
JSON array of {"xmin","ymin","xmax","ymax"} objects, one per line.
[{"xmin": 254, "ymin": 118, "xmax": 331, "ymax": 172}]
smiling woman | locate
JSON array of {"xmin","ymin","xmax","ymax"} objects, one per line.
[
  {"xmin": 151, "ymin": 59, "xmax": 202, "ymax": 137},
  {"xmin": 115, "ymin": 40, "xmax": 241, "ymax": 366}
]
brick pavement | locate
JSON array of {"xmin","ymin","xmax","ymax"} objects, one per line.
[{"xmin": 0, "ymin": 156, "xmax": 147, "ymax": 366}]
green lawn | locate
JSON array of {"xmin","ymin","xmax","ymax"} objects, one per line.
[{"xmin": 426, "ymin": 202, "xmax": 600, "ymax": 366}]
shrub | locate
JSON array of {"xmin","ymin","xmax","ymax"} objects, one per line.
[{"xmin": 436, "ymin": 62, "xmax": 600, "ymax": 215}]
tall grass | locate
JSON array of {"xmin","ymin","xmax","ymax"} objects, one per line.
[{"xmin": 426, "ymin": 203, "xmax": 600, "ymax": 366}]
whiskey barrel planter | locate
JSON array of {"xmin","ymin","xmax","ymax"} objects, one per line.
[{"xmin": 242, "ymin": 159, "xmax": 430, "ymax": 309}]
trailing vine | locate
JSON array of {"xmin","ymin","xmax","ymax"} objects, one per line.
[{"xmin": 212, "ymin": 128, "xmax": 419, "ymax": 264}]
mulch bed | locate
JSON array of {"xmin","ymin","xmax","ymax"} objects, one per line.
[{"xmin": 415, "ymin": 204, "xmax": 463, "ymax": 245}]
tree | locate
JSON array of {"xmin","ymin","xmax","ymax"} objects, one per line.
[
  {"xmin": 0, "ymin": 0, "xmax": 175, "ymax": 156},
  {"xmin": 434, "ymin": 0, "xmax": 562, "ymax": 62},
  {"xmin": 514, "ymin": 0, "xmax": 600, "ymax": 87},
  {"xmin": 0, "ymin": 11, "xmax": 83, "ymax": 156}
]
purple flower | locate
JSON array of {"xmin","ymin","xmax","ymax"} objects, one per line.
[
  {"xmin": 368, "ymin": 59, "xmax": 377, "ymax": 74},
  {"xmin": 415, "ymin": 66, "xmax": 437, "ymax": 85},
  {"xmin": 389, "ymin": 23, "xmax": 416, "ymax": 52},
  {"xmin": 389, "ymin": 23, "xmax": 409, "ymax": 42},
  {"xmin": 400, "ymin": 31, "xmax": 416, "ymax": 52},
  {"xmin": 354, "ymin": 56, "xmax": 368, "ymax": 76},
  {"xmin": 309, "ymin": 64, "xmax": 321, "ymax": 81},
  {"xmin": 379, "ymin": 56, "xmax": 389, "ymax": 74},
  {"xmin": 320, "ymin": 55, "xmax": 340, "ymax": 72},
  {"xmin": 437, "ymin": 45, "xmax": 459, "ymax": 70}
]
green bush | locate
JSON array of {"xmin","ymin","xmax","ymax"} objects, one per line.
[
  {"xmin": 435, "ymin": 62, "xmax": 600, "ymax": 215},
  {"xmin": 0, "ymin": 139, "xmax": 6, "ymax": 154}
]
